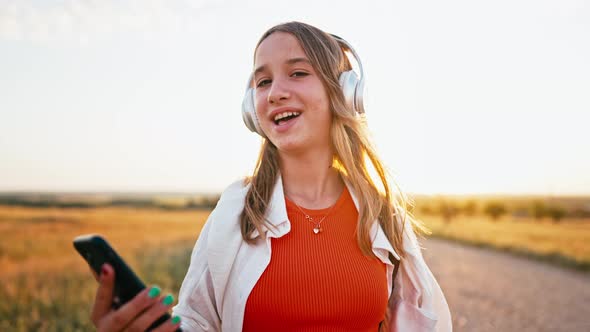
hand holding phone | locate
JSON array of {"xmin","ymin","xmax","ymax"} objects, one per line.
[{"xmin": 73, "ymin": 234, "xmax": 182, "ymax": 331}]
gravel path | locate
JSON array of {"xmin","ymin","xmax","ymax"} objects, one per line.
[{"xmin": 422, "ymin": 238, "xmax": 590, "ymax": 332}]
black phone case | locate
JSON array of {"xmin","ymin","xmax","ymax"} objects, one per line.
[{"xmin": 73, "ymin": 234, "xmax": 181, "ymax": 331}]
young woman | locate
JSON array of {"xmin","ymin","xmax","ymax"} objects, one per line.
[{"xmin": 90, "ymin": 21, "xmax": 452, "ymax": 332}]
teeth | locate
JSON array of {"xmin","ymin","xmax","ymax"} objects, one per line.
[{"xmin": 274, "ymin": 111, "xmax": 300, "ymax": 122}]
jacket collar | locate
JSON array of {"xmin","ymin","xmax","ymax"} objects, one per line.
[
  {"xmin": 250, "ymin": 174, "xmax": 401, "ymax": 261},
  {"xmin": 346, "ymin": 180, "xmax": 402, "ymax": 261},
  {"xmin": 247, "ymin": 175, "xmax": 289, "ymax": 240}
]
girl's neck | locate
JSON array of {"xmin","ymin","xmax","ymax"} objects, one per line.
[{"xmin": 279, "ymin": 149, "xmax": 344, "ymax": 209}]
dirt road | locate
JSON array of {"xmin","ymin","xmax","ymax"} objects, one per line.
[{"xmin": 422, "ymin": 238, "xmax": 590, "ymax": 332}]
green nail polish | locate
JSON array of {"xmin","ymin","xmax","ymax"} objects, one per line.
[
  {"xmin": 148, "ymin": 286, "xmax": 161, "ymax": 299},
  {"xmin": 172, "ymin": 316, "xmax": 181, "ymax": 324},
  {"xmin": 162, "ymin": 294, "xmax": 174, "ymax": 306}
]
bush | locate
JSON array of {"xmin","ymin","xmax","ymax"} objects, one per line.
[
  {"xmin": 484, "ymin": 201, "xmax": 507, "ymax": 221},
  {"xmin": 546, "ymin": 206, "xmax": 566, "ymax": 222},
  {"xmin": 437, "ymin": 199, "xmax": 459, "ymax": 223},
  {"xmin": 530, "ymin": 200, "xmax": 546, "ymax": 220},
  {"xmin": 461, "ymin": 200, "xmax": 478, "ymax": 216}
]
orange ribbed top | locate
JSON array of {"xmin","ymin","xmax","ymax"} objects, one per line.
[{"xmin": 243, "ymin": 186, "xmax": 388, "ymax": 332}]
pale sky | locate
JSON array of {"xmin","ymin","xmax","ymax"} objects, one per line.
[{"xmin": 1, "ymin": 0, "xmax": 589, "ymax": 196}]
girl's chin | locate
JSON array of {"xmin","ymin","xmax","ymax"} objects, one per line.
[
  {"xmin": 272, "ymin": 138, "xmax": 305, "ymax": 152},
  {"xmin": 268, "ymin": 135, "xmax": 331, "ymax": 154}
]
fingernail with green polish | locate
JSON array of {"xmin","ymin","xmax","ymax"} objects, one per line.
[
  {"xmin": 172, "ymin": 316, "xmax": 181, "ymax": 324},
  {"xmin": 162, "ymin": 294, "xmax": 174, "ymax": 306},
  {"xmin": 148, "ymin": 286, "xmax": 161, "ymax": 299}
]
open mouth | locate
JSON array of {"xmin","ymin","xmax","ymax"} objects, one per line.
[{"xmin": 273, "ymin": 111, "xmax": 301, "ymax": 126}]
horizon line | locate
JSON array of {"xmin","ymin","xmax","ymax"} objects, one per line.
[{"xmin": 1, "ymin": 189, "xmax": 589, "ymax": 198}]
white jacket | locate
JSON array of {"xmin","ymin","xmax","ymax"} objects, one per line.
[{"xmin": 172, "ymin": 176, "xmax": 452, "ymax": 331}]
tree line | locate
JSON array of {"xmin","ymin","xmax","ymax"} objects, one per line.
[
  {"xmin": 0, "ymin": 194, "xmax": 221, "ymax": 210},
  {"xmin": 414, "ymin": 197, "xmax": 590, "ymax": 223}
]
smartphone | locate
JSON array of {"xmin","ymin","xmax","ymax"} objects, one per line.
[{"xmin": 73, "ymin": 234, "xmax": 181, "ymax": 331}]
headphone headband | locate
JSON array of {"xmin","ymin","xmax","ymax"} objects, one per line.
[{"xmin": 330, "ymin": 34, "xmax": 365, "ymax": 82}]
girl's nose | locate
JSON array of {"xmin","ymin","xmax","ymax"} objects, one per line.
[{"xmin": 267, "ymin": 79, "xmax": 290, "ymax": 104}]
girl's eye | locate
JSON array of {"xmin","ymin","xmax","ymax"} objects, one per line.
[
  {"xmin": 256, "ymin": 79, "xmax": 271, "ymax": 88},
  {"xmin": 292, "ymin": 71, "xmax": 308, "ymax": 77}
]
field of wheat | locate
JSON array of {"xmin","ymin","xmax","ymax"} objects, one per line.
[
  {"xmin": 0, "ymin": 206, "xmax": 210, "ymax": 331},
  {"xmin": 1, "ymin": 205, "xmax": 589, "ymax": 331},
  {"xmin": 417, "ymin": 214, "xmax": 590, "ymax": 270}
]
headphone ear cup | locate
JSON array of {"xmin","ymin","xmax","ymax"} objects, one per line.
[
  {"xmin": 339, "ymin": 70, "xmax": 361, "ymax": 114},
  {"xmin": 241, "ymin": 87, "xmax": 265, "ymax": 137},
  {"xmin": 354, "ymin": 76, "xmax": 366, "ymax": 115}
]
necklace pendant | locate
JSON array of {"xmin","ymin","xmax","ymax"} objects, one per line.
[{"xmin": 313, "ymin": 227, "xmax": 321, "ymax": 234}]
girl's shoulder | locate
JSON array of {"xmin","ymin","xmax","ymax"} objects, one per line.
[
  {"xmin": 217, "ymin": 178, "xmax": 251, "ymax": 204},
  {"xmin": 207, "ymin": 178, "xmax": 251, "ymax": 223}
]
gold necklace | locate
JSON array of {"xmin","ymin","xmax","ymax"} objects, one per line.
[{"xmin": 289, "ymin": 198, "xmax": 338, "ymax": 234}]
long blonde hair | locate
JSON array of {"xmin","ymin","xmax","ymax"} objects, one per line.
[{"xmin": 239, "ymin": 22, "xmax": 428, "ymax": 320}]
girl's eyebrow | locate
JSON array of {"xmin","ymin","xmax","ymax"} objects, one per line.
[{"xmin": 254, "ymin": 57, "xmax": 312, "ymax": 77}]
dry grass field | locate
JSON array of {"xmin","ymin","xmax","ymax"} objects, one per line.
[
  {"xmin": 417, "ymin": 214, "xmax": 590, "ymax": 270},
  {"xmin": 0, "ymin": 206, "xmax": 210, "ymax": 331},
  {"xmin": 0, "ymin": 205, "xmax": 209, "ymax": 275},
  {"xmin": 1, "ymin": 204, "xmax": 589, "ymax": 331}
]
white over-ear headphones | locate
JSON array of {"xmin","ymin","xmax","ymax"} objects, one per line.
[{"xmin": 241, "ymin": 34, "xmax": 366, "ymax": 137}]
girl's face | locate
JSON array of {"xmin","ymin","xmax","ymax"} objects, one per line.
[{"xmin": 253, "ymin": 32, "xmax": 332, "ymax": 154}]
